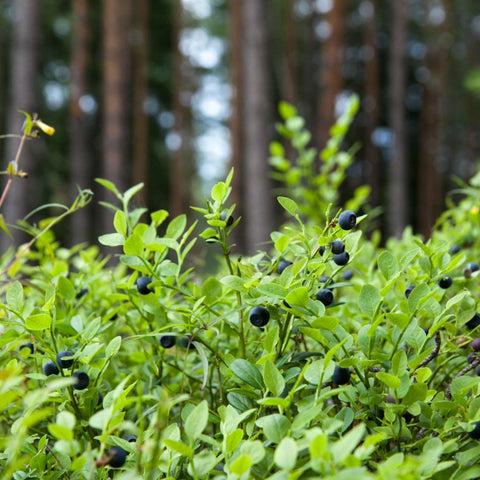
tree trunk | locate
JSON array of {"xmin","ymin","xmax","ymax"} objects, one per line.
[
  {"xmin": 1, "ymin": 0, "xmax": 42, "ymax": 248},
  {"xmin": 241, "ymin": 0, "xmax": 274, "ymax": 254},
  {"xmin": 362, "ymin": 0, "xmax": 381, "ymax": 209},
  {"xmin": 282, "ymin": 0, "xmax": 298, "ymax": 107},
  {"xmin": 317, "ymin": 0, "xmax": 347, "ymax": 152},
  {"xmin": 132, "ymin": 0, "xmax": 149, "ymax": 204},
  {"xmin": 387, "ymin": 0, "xmax": 408, "ymax": 238},
  {"xmin": 417, "ymin": 0, "xmax": 449, "ymax": 238},
  {"xmin": 69, "ymin": 0, "xmax": 92, "ymax": 245},
  {"xmin": 101, "ymin": 0, "xmax": 132, "ymax": 232}
]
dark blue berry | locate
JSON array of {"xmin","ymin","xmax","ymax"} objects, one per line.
[
  {"xmin": 329, "ymin": 240, "xmax": 345, "ymax": 254},
  {"xmin": 248, "ymin": 306, "xmax": 270, "ymax": 327},
  {"xmin": 124, "ymin": 435, "xmax": 137, "ymax": 442},
  {"xmin": 136, "ymin": 276, "xmax": 152, "ymax": 295},
  {"xmin": 468, "ymin": 262, "xmax": 479, "ymax": 272},
  {"xmin": 472, "ymin": 338, "xmax": 480, "ymax": 351},
  {"xmin": 449, "ymin": 244, "xmax": 460, "ymax": 255},
  {"xmin": 331, "ymin": 365, "xmax": 351, "ymax": 385},
  {"xmin": 316, "ymin": 288, "xmax": 334, "ymax": 306},
  {"xmin": 43, "ymin": 361, "xmax": 59, "ymax": 376},
  {"xmin": 318, "ymin": 246, "xmax": 326, "ymax": 256},
  {"xmin": 342, "ymin": 270, "xmax": 354, "ymax": 281},
  {"xmin": 277, "ymin": 258, "xmax": 292, "ymax": 274},
  {"xmin": 20, "ymin": 343, "xmax": 34, "ymax": 354},
  {"xmin": 220, "ymin": 212, "xmax": 234, "ymax": 227},
  {"xmin": 466, "ymin": 313, "xmax": 480, "ymax": 330},
  {"xmin": 338, "ymin": 211, "xmax": 356, "ymax": 230},
  {"xmin": 405, "ymin": 285, "xmax": 415, "ymax": 299},
  {"xmin": 468, "ymin": 421, "xmax": 480, "ymax": 439},
  {"xmin": 106, "ymin": 446, "xmax": 128, "ymax": 468},
  {"xmin": 56, "ymin": 350, "xmax": 74, "ymax": 369},
  {"xmin": 159, "ymin": 335, "xmax": 176, "ymax": 349},
  {"xmin": 438, "ymin": 275, "xmax": 452, "ymax": 289},
  {"xmin": 333, "ymin": 251, "xmax": 349, "ymax": 266},
  {"xmin": 319, "ymin": 275, "xmax": 330, "ymax": 283},
  {"xmin": 72, "ymin": 370, "xmax": 89, "ymax": 390},
  {"xmin": 75, "ymin": 287, "xmax": 88, "ymax": 300},
  {"xmin": 181, "ymin": 335, "xmax": 196, "ymax": 350}
]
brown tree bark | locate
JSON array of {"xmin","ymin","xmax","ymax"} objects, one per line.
[
  {"xmin": 417, "ymin": 0, "xmax": 449, "ymax": 238},
  {"xmin": 69, "ymin": 0, "xmax": 91, "ymax": 245},
  {"xmin": 1, "ymin": 0, "xmax": 42, "ymax": 248},
  {"xmin": 282, "ymin": 0, "xmax": 298, "ymax": 107},
  {"xmin": 101, "ymin": 0, "xmax": 132, "ymax": 231},
  {"xmin": 132, "ymin": 0, "xmax": 149, "ymax": 204},
  {"xmin": 241, "ymin": 0, "xmax": 274, "ymax": 254},
  {"xmin": 317, "ymin": 0, "xmax": 347, "ymax": 152},
  {"xmin": 387, "ymin": 0, "xmax": 408, "ymax": 238},
  {"xmin": 362, "ymin": 0, "xmax": 381, "ymax": 208}
]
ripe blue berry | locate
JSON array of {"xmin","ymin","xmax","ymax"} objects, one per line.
[
  {"xmin": 159, "ymin": 335, "xmax": 176, "ymax": 348},
  {"xmin": 331, "ymin": 365, "xmax": 351, "ymax": 385},
  {"xmin": 220, "ymin": 212, "xmax": 234, "ymax": 227},
  {"xmin": 182, "ymin": 335, "xmax": 196, "ymax": 350},
  {"xmin": 342, "ymin": 270, "xmax": 354, "ymax": 281},
  {"xmin": 449, "ymin": 244, "xmax": 460, "ymax": 255},
  {"xmin": 466, "ymin": 313, "xmax": 480, "ymax": 330},
  {"xmin": 106, "ymin": 446, "xmax": 128, "ymax": 468},
  {"xmin": 468, "ymin": 421, "xmax": 480, "ymax": 439},
  {"xmin": 319, "ymin": 275, "xmax": 330, "ymax": 283},
  {"xmin": 277, "ymin": 258, "xmax": 292, "ymax": 274},
  {"xmin": 43, "ymin": 361, "xmax": 59, "ymax": 376},
  {"xmin": 72, "ymin": 370, "xmax": 89, "ymax": 390},
  {"xmin": 318, "ymin": 246, "xmax": 326, "ymax": 256},
  {"xmin": 405, "ymin": 285, "xmax": 415, "ymax": 299},
  {"xmin": 472, "ymin": 338, "xmax": 480, "ymax": 351},
  {"xmin": 333, "ymin": 251, "xmax": 349, "ymax": 266},
  {"xmin": 438, "ymin": 274, "xmax": 452, "ymax": 289},
  {"xmin": 329, "ymin": 240, "xmax": 345, "ymax": 254},
  {"xmin": 20, "ymin": 343, "xmax": 34, "ymax": 354},
  {"xmin": 75, "ymin": 287, "xmax": 88, "ymax": 300},
  {"xmin": 136, "ymin": 276, "xmax": 152, "ymax": 295},
  {"xmin": 56, "ymin": 350, "xmax": 74, "ymax": 369},
  {"xmin": 338, "ymin": 210, "xmax": 356, "ymax": 230},
  {"xmin": 249, "ymin": 306, "xmax": 270, "ymax": 327},
  {"xmin": 316, "ymin": 288, "xmax": 334, "ymax": 306},
  {"xmin": 468, "ymin": 262, "xmax": 479, "ymax": 272},
  {"xmin": 124, "ymin": 435, "xmax": 137, "ymax": 442}
]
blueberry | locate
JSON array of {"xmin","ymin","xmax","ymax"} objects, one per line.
[
  {"xmin": 468, "ymin": 352, "xmax": 477, "ymax": 364},
  {"xmin": 181, "ymin": 335, "xmax": 196, "ymax": 350},
  {"xmin": 19, "ymin": 342, "xmax": 34, "ymax": 354},
  {"xmin": 136, "ymin": 276, "xmax": 152, "ymax": 295},
  {"xmin": 468, "ymin": 421, "xmax": 480, "ymax": 439},
  {"xmin": 465, "ymin": 262, "xmax": 480, "ymax": 278},
  {"xmin": 316, "ymin": 288, "xmax": 334, "ymax": 306},
  {"xmin": 333, "ymin": 251, "xmax": 349, "ymax": 266},
  {"xmin": 318, "ymin": 246, "xmax": 326, "ymax": 256},
  {"xmin": 277, "ymin": 258, "xmax": 292, "ymax": 274},
  {"xmin": 342, "ymin": 270, "xmax": 354, "ymax": 281},
  {"xmin": 466, "ymin": 313, "xmax": 480, "ymax": 330},
  {"xmin": 248, "ymin": 306, "xmax": 270, "ymax": 327},
  {"xmin": 159, "ymin": 335, "xmax": 176, "ymax": 349},
  {"xmin": 72, "ymin": 370, "xmax": 90, "ymax": 390},
  {"xmin": 338, "ymin": 210, "xmax": 356, "ymax": 230},
  {"xmin": 329, "ymin": 240, "xmax": 345, "ymax": 254},
  {"xmin": 75, "ymin": 287, "xmax": 88, "ymax": 300},
  {"xmin": 124, "ymin": 435, "xmax": 137, "ymax": 442},
  {"xmin": 405, "ymin": 285, "xmax": 415, "ymax": 299},
  {"xmin": 438, "ymin": 274, "xmax": 452, "ymax": 289},
  {"xmin": 220, "ymin": 212, "xmax": 234, "ymax": 227},
  {"xmin": 472, "ymin": 338, "xmax": 480, "ymax": 352},
  {"xmin": 331, "ymin": 365, "xmax": 351, "ymax": 385},
  {"xmin": 450, "ymin": 244, "xmax": 461, "ymax": 255},
  {"xmin": 469, "ymin": 262, "xmax": 479, "ymax": 272},
  {"xmin": 319, "ymin": 275, "xmax": 330, "ymax": 283},
  {"xmin": 43, "ymin": 361, "xmax": 59, "ymax": 376},
  {"xmin": 106, "ymin": 446, "xmax": 128, "ymax": 468},
  {"xmin": 56, "ymin": 350, "xmax": 74, "ymax": 369},
  {"xmin": 476, "ymin": 365, "xmax": 480, "ymax": 376}
]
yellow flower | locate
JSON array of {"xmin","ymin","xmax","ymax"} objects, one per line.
[{"xmin": 35, "ymin": 119, "xmax": 55, "ymax": 136}]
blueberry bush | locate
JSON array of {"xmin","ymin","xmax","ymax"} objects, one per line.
[{"xmin": 2, "ymin": 104, "xmax": 480, "ymax": 479}]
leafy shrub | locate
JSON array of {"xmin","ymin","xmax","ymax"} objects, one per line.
[{"xmin": 2, "ymin": 107, "xmax": 480, "ymax": 479}]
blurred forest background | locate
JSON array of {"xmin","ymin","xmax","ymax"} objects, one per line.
[{"xmin": 1, "ymin": 0, "xmax": 480, "ymax": 255}]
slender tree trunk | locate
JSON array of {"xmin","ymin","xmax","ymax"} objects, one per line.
[
  {"xmin": 170, "ymin": 0, "xmax": 187, "ymax": 217},
  {"xmin": 363, "ymin": 0, "xmax": 381, "ymax": 208},
  {"xmin": 387, "ymin": 0, "xmax": 408, "ymax": 238},
  {"xmin": 303, "ymin": 1, "xmax": 317, "ymax": 135},
  {"xmin": 228, "ymin": 0, "xmax": 245, "ymax": 252},
  {"xmin": 241, "ymin": 0, "xmax": 274, "ymax": 254},
  {"xmin": 69, "ymin": 0, "xmax": 91, "ymax": 245},
  {"xmin": 417, "ymin": 0, "xmax": 449, "ymax": 238},
  {"xmin": 132, "ymin": 0, "xmax": 149, "ymax": 204},
  {"xmin": 101, "ymin": 0, "xmax": 132, "ymax": 232},
  {"xmin": 317, "ymin": 0, "xmax": 347, "ymax": 152},
  {"xmin": 1, "ymin": 0, "xmax": 42, "ymax": 248},
  {"xmin": 282, "ymin": 0, "xmax": 298, "ymax": 107}
]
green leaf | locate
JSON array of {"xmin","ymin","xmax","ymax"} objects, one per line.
[
  {"xmin": 98, "ymin": 233, "xmax": 125, "ymax": 247},
  {"xmin": 274, "ymin": 437, "xmax": 297, "ymax": 471},
  {"xmin": 256, "ymin": 283, "xmax": 288, "ymax": 299},
  {"xmin": 229, "ymin": 454, "xmax": 253, "ymax": 475},
  {"xmin": 162, "ymin": 439, "xmax": 194, "ymax": 457},
  {"xmin": 279, "ymin": 101, "xmax": 297, "ymax": 120},
  {"xmin": 95, "ymin": 178, "xmax": 121, "ymax": 198},
  {"xmin": 391, "ymin": 350, "xmax": 408, "ymax": 377},
  {"xmin": 359, "ymin": 285, "xmax": 381, "ymax": 318},
  {"xmin": 285, "ymin": 287, "xmax": 309, "ymax": 307},
  {"xmin": 201, "ymin": 277, "xmax": 222, "ymax": 305},
  {"xmin": 256, "ymin": 414, "xmax": 290, "ymax": 444},
  {"xmin": 48, "ymin": 424, "xmax": 73, "ymax": 441},
  {"xmin": 185, "ymin": 400, "xmax": 209, "ymax": 442},
  {"xmin": 123, "ymin": 183, "xmax": 144, "ymax": 205},
  {"xmin": 113, "ymin": 210, "xmax": 127, "ymax": 236},
  {"xmin": 26, "ymin": 313, "xmax": 52, "ymax": 331},
  {"xmin": 211, "ymin": 182, "xmax": 228, "ymax": 202},
  {"xmin": 378, "ymin": 251, "xmax": 399, "ymax": 280},
  {"xmin": 225, "ymin": 429, "xmax": 243, "ymax": 453},
  {"xmin": 105, "ymin": 336, "xmax": 122, "ymax": 359},
  {"xmin": 408, "ymin": 283, "xmax": 430, "ymax": 312},
  {"xmin": 274, "ymin": 234, "xmax": 289, "ymax": 254},
  {"xmin": 263, "ymin": 360, "xmax": 285, "ymax": 397},
  {"xmin": 151, "ymin": 209, "xmax": 169, "ymax": 227},
  {"xmin": 270, "ymin": 141, "xmax": 285, "ymax": 156},
  {"xmin": 7, "ymin": 281, "xmax": 23, "ymax": 312},
  {"xmin": 277, "ymin": 196, "xmax": 298, "ymax": 216},
  {"xmin": 230, "ymin": 359, "xmax": 264, "ymax": 390},
  {"xmin": 123, "ymin": 234, "xmax": 143, "ymax": 256},
  {"xmin": 57, "ymin": 276, "xmax": 75, "ymax": 301},
  {"xmin": 331, "ymin": 423, "xmax": 365, "ymax": 464},
  {"xmin": 166, "ymin": 214, "xmax": 187, "ymax": 240},
  {"xmin": 221, "ymin": 275, "xmax": 247, "ymax": 293},
  {"xmin": 376, "ymin": 372, "xmax": 401, "ymax": 390}
]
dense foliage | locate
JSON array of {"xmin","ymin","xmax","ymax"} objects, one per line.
[{"xmin": 2, "ymin": 107, "xmax": 480, "ymax": 480}]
